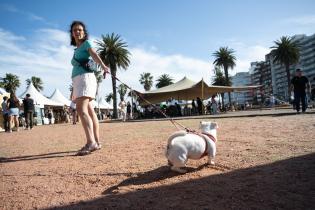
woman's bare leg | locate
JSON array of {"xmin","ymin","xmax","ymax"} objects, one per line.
[
  {"xmin": 9, "ymin": 115, "xmax": 13, "ymax": 132},
  {"xmin": 14, "ymin": 116, "xmax": 19, "ymax": 131},
  {"xmin": 76, "ymin": 97, "xmax": 95, "ymax": 145},
  {"xmin": 87, "ymin": 102, "xmax": 100, "ymax": 144}
]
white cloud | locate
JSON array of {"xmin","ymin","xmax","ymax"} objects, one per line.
[
  {"xmin": 0, "ymin": 27, "xmax": 72, "ymax": 98},
  {"xmin": 116, "ymin": 48, "xmax": 213, "ymax": 92}
]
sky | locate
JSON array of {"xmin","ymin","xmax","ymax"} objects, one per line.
[{"xmin": 0, "ymin": 0, "xmax": 314, "ymax": 99}]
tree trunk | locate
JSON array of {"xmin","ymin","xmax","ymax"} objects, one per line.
[
  {"xmin": 224, "ymin": 66, "xmax": 231, "ymax": 107},
  {"xmin": 110, "ymin": 65, "xmax": 118, "ymax": 119},
  {"xmin": 285, "ymin": 63, "xmax": 291, "ymax": 102}
]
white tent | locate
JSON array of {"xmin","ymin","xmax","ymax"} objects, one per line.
[
  {"xmin": 49, "ymin": 89, "xmax": 71, "ymax": 106},
  {"xmin": 19, "ymin": 83, "xmax": 63, "ymax": 108},
  {"xmin": 92, "ymin": 98, "xmax": 113, "ymax": 109}
]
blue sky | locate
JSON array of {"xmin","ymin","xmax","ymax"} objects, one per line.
[{"xmin": 0, "ymin": 0, "xmax": 314, "ymax": 99}]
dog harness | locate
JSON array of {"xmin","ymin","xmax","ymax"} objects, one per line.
[
  {"xmin": 200, "ymin": 132, "xmax": 216, "ymax": 158},
  {"xmin": 187, "ymin": 130, "xmax": 217, "ymax": 158}
]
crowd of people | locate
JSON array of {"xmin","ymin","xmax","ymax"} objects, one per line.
[{"xmin": 1, "ymin": 93, "xmax": 35, "ymax": 132}]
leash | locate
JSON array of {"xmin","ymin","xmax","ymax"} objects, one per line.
[{"xmin": 104, "ymin": 71, "xmax": 188, "ymax": 131}]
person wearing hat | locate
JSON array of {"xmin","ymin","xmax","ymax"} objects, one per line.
[{"xmin": 290, "ymin": 69, "xmax": 310, "ymax": 113}]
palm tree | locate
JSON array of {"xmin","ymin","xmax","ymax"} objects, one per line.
[
  {"xmin": 94, "ymin": 70, "xmax": 103, "ymax": 99},
  {"xmin": 270, "ymin": 36, "xmax": 300, "ymax": 100},
  {"xmin": 213, "ymin": 47, "xmax": 236, "ymax": 106},
  {"xmin": 105, "ymin": 93, "xmax": 113, "ymax": 103},
  {"xmin": 156, "ymin": 74, "xmax": 174, "ymax": 88},
  {"xmin": 96, "ymin": 33, "xmax": 131, "ymax": 119},
  {"xmin": 26, "ymin": 76, "xmax": 44, "ymax": 92},
  {"xmin": 0, "ymin": 73, "xmax": 20, "ymax": 93},
  {"xmin": 118, "ymin": 84, "xmax": 128, "ymax": 101},
  {"xmin": 139, "ymin": 72, "xmax": 153, "ymax": 91},
  {"xmin": 212, "ymin": 67, "xmax": 231, "ymax": 108}
]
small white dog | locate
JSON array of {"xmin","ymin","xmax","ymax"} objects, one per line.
[{"xmin": 165, "ymin": 121, "xmax": 218, "ymax": 173}]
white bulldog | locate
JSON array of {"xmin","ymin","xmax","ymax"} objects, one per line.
[{"xmin": 165, "ymin": 121, "xmax": 218, "ymax": 173}]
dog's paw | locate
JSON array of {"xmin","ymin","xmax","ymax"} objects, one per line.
[
  {"xmin": 208, "ymin": 160, "xmax": 215, "ymax": 165},
  {"xmin": 171, "ymin": 166, "xmax": 187, "ymax": 173}
]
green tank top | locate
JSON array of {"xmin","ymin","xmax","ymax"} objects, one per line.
[{"xmin": 71, "ymin": 40, "xmax": 93, "ymax": 78}]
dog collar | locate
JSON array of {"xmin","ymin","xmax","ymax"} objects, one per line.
[{"xmin": 201, "ymin": 132, "xmax": 217, "ymax": 143}]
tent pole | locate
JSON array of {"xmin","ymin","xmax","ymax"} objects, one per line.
[{"xmin": 201, "ymin": 78, "xmax": 204, "ymax": 100}]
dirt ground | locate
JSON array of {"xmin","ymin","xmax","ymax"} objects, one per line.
[{"xmin": 0, "ymin": 113, "xmax": 314, "ymax": 210}]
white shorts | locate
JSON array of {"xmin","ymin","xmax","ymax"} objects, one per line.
[{"xmin": 72, "ymin": 73, "xmax": 97, "ymax": 101}]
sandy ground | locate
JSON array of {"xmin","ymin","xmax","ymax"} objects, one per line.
[{"xmin": 0, "ymin": 112, "xmax": 314, "ymax": 210}]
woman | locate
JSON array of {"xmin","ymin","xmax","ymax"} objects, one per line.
[
  {"xmin": 70, "ymin": 20, "xmax": 110, "ymax": 155},
  {"xmin": 7, "ymin": 92, "xmax": 20, "ymax": 132}
]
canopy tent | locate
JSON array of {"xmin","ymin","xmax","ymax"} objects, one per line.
[
  {"xmin": 19, "ymin": 83, "xmax": 63, "ymax": 108},
  {"xmin": 137, "ymin": 77, "xmax": 261, "ymax": 105},
  {"xmin": 49, "ymin": 89, "xmax": 71, "ymax": 106},
  {"xmin": 92, "ymin": 98, "xmax": 113, "ymax": 110}
]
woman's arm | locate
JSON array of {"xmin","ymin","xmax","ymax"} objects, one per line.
[{"xmin": 88, "ymin": 48, "xmax": 110, "ymax": 78}]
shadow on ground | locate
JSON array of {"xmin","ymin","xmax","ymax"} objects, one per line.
[
  {"xmin": 46, "ymin": 153, "xmax": 315, "ymax": 210},
  {"xmin": 0, "ymin": 151, "xmax": 77, "ymax": 163}
]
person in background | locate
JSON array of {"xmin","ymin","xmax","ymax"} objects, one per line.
[
  {"xmin": 46, "ymin": 108, "xmax": 53, "ymax": 124},
  {"xmin": 23, "ymin": 93, "xmax": 35, "ymax": 130},
  {"xmin": 1, "ymin": 96, "xmax": 9, "ymax": 132},
  {"xmin": 70, "ymin": 20, "xmax": 110, "ymax": 155},
  {"xmin": 270, "ymin": 94, "xmax": 275, "ymax": 109},
  {"xmin": 290, "ymin": 69, "xmax": 310, "ymax": 113},
  {"xmin": 126, "ymin": 101, "xmax": 132, "ymax": 120},
  {"xmin": 70, "ymin": 101, "xmax": 77, "ymax": 125},
  {"xmin": 191, "ymin": 99, "xmax": 197, "ymax": 115},
  {"xmin": 211, "ymin": 95, "xmax": 218, "ymax": 114},
  {"xmin": 7, "ymin": 92, "xmax": 20, "ymax": 132},
  {"xmin": 119, "ymin": 99, "xmax": 127, "ymax": 122},
  {"xmin": 196, "ymin": 97, "xmax": 203, "ymax": 115}
]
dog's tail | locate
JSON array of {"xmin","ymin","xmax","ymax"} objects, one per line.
[{"xmin": 165, "ymin": 130, "xmax": 187, "ymax": 157}]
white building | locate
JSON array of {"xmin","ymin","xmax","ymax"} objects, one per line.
[{"xmin": 230, "ymin": 72, "xmax": 252, "ymax": 105}]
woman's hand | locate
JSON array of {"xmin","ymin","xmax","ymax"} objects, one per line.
[{"xmin": 102, "ymin": 65, "xmax": 110, "ymax": 79}]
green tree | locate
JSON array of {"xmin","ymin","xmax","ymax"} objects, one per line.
[
  {"xmin": 26, "ymin": 76, "xmax": 44, "ymax": 92},
  {"xmin": 270, "ymin": 36, "xmax": 300, "ymax": 100},
  {"xmin": 118, "ymin": 84, "xmax": 128, "ymax": 101},
  {"xmin": 0, "ymin": 73, "xmax": 20, "ymax": 93},
  {"xmin": 96, "ymin": 33, "xmax": 131, "ymax": 118},
  {"xmin": 156, "ymin": 74, "xmax": 174, "ymax": 88},
  {"xmin": 212, "ymin": 67, "xmax": 231, "ymax": 108},
  {"xmin": 105, "ymin": 93, "xmax": 113, "ymax": 103},
  {"xmin": 213, "ymin": 47, "xmax": 236, "ymax": 106},
  {"xmin": 139, "ymin": 72, "xmax": 153, "ymax": 91}
]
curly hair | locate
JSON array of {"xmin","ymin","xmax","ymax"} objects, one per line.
[{"xmin": 70, "ymin": 20, "xmax": 89, "ymax": 46}]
